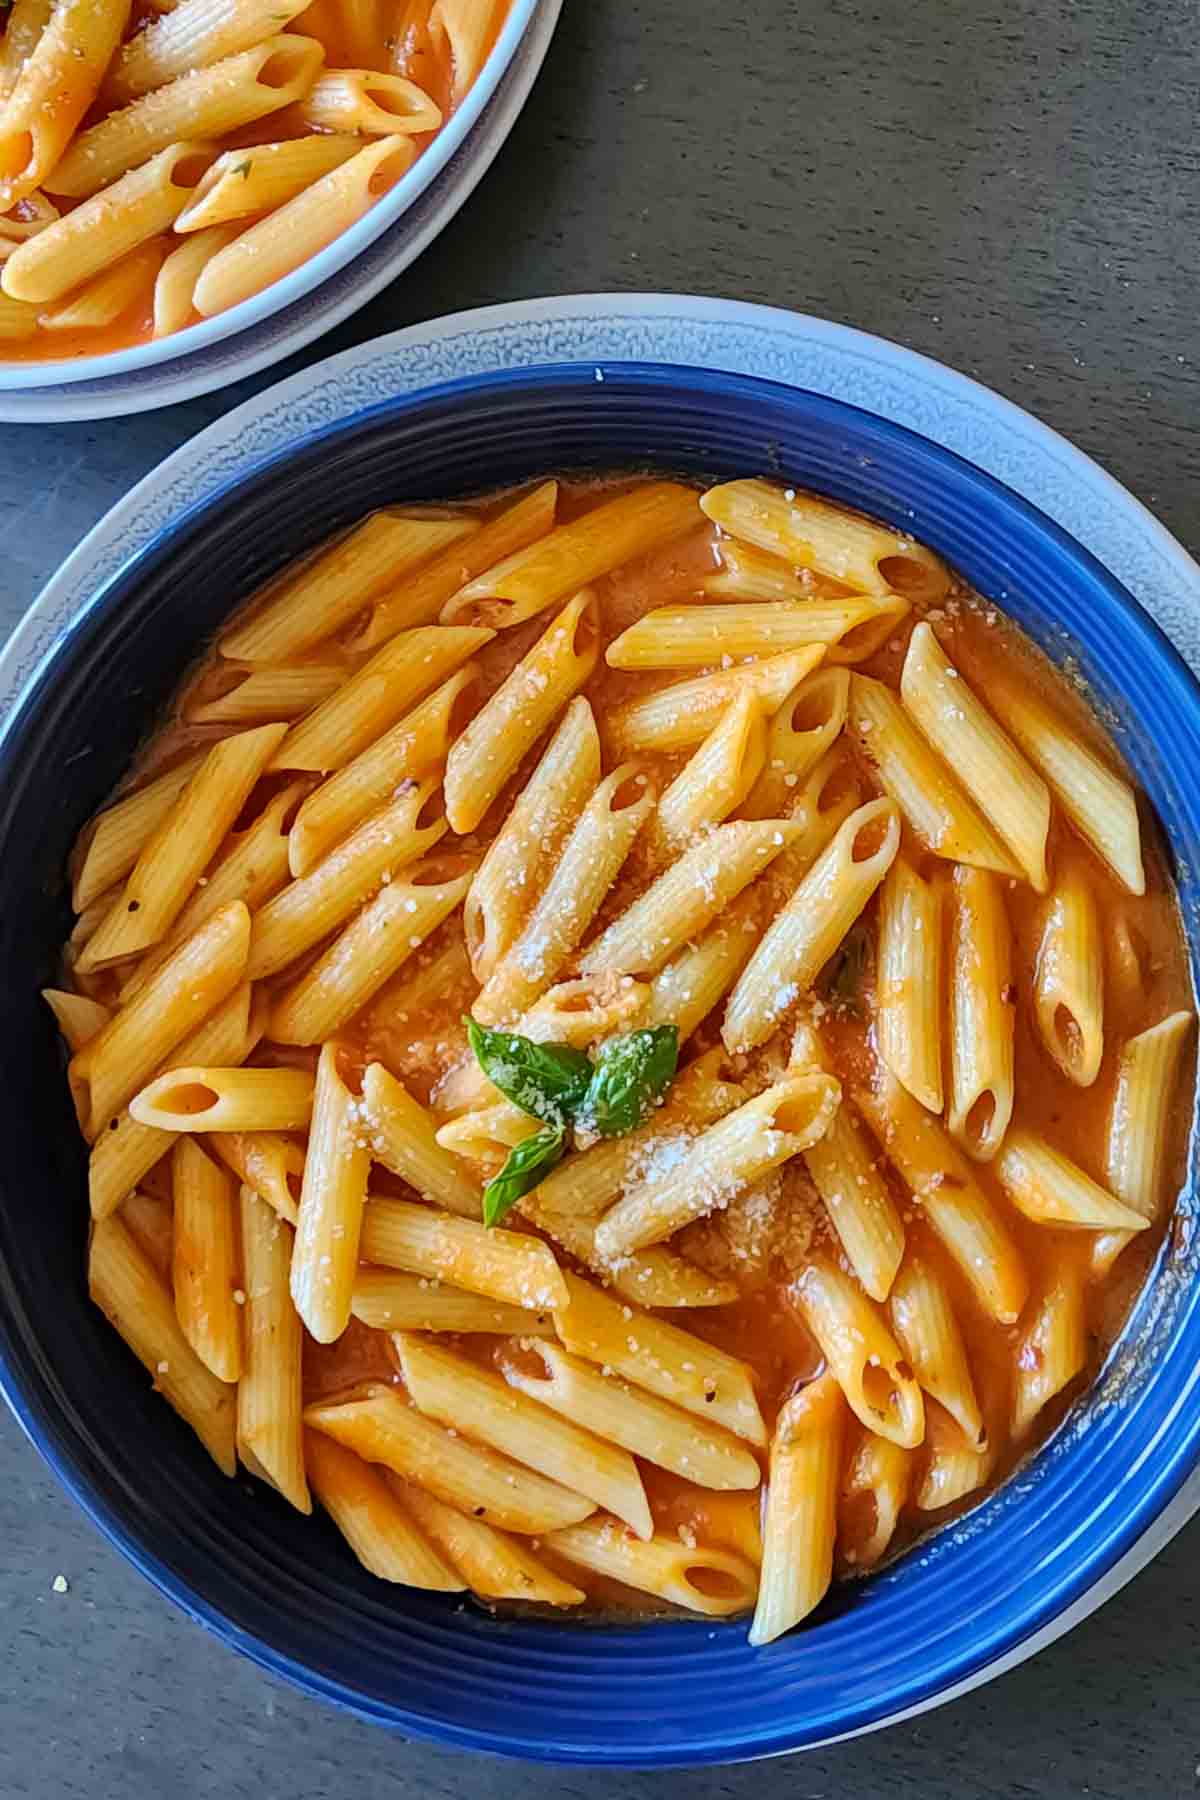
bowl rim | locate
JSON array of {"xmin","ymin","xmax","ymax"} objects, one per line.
[
  {"xmin": 0, "ymin": 0, "xmax": 543, "ymax": 394},
  {"xmin": 3, "ymin": 359, "xmax": 1200, "ymax": 1765}
]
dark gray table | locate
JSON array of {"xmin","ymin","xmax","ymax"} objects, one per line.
[{"xmin": 3, "ymin": 2, "xmax": 1200, "ymax": 1793}]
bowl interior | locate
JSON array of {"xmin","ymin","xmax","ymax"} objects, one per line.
[{"xmin": 2, "ymin": 364, "xmax": 1199, "ymax": 1766}]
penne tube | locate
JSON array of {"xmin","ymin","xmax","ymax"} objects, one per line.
[
  {"xmin": 993, "ymin": 1131, "xmax": 1151, "ymax": 1233},
  {"xmin": 790, "ymin": 1021, "xmax": 905, "ymax": 1303},
  {"xmin": 1011, "ymin": 1266, "xmax": 1086, "ymax": 1438},
  {"xmin": 176, "ymin": 133, "xmax": 360, "ymax": 234},
  {"xmin": 888, "ymin": 1253, "xmax": 983, "ymax": 1446},
  {"xmin": 361, "ymin": 1199, "xmax": 567, "ymax": 1310},
  {"xmin": 0, "ymin": 291, "xmax": 39, "ymax": 336},
  {"xmin": 435, "ymin": 1100, "xmax": 537, "ymax": 1164},
  {"xmin": 442, "ymin": 482, "xmax": 700, "ymax": 631},
  {"xmin": 105, "ymin": 0, "xmax": 311, "ymax": 105},
  {"xmin": 391, "ymin": 1477, "xmax": 584, "ymax": 1605},
  {"xmin": 1093, "ymin": 1010, "xmax": 1194, "ymax": 1276},
  {"xmin": 350, "ymin": 482, "xmax": 558, "ymax": 651},
  {"xmin": 518, "ymin": 1191, "xmax": 739, "ymax": 1309},
  {"xmin": 359, "ymin": 1062, "xmax": 480, "ymax": 1216},
  {"xmin": 186, "ymin": 662, "xmax": 346, "ymax": 726},
  {"xmin": 915, "ymin": 1399, "xmax": 994, "ymax": 1512},
  {"xmin": 749, "ymin": 1374, "xmax": 845, "ymax": 1644},
  {"xmin": 985, "ymin": 671, "xmax": 1145, "ymax": 895},
  {"xmin": 351, "ymin": 1270, "xmax": 557, "ymax": 1335},
  {"xmin": 1032, "ymin": 858, "xmax": 1104, "ymax": 1087},
  {"xmin": 793, "ymin": 1258, "xmax": 925, "ymax": 1448},
  {"xmin": 605, "ymin": 648, "xmax": 823, "ymax": 756},
  {"xmin": 69, "ymin": 901, "xmax": 250, "ymax": 1139},
  {"xmin": 444, "ymin": 589, "xmax": 600, "ymax": 833},
  {"xmin": 0, "ymin": 0, "xmax": 54, "ymax": 107},
  {"xmin": 876, "ymin": 857, "xmax": 943, "ymax": 1116},
  {"xmin": 641, "ymin": 889, "xmax": 760, "ymax": 1043},
  {"xmin": 194, "ymin": 134, "xmax": 416, "ymax": 316},
  {"xmin": 287, "ymin": 665, "xmax": 477, "ymax": 875},
  {"xmin": 46, "ymin": 36, "xmax": 327, "ymax": 200},
  {"xmin": 304, "ymin": 1386, "xmax": 595, "ymax": 1534},
  {"xmin": 430, "ymin": 0, "xmax": 499, "ymax": 102},
  {"xmin": 72, "ymin": 751, "xmax": 205, "ymax": 913},
  {"xmin": 857, "ymin": 1073, "xmax": 1028, "ymax": 1324},
  {"xmin": 395, "ymin": 1333, "xmax": 652, "ymax": 1538},
  {"xmin": 554, "ymin": 1271, "xmax": 767, "ymax": 1446},
  {"xmin": 648, "ymin": 690, "xmax": 767, "ymax": 860},
  {"xmin": 766, "ymin": 741, "xmax": 869, "ymax": 891},
  {"xmin": 594, "ymin": 1073, "xmax": 841, "ymax": 1257},
  {"xmin": 545, "ymin": 1517, "xmax": 759, "ymax": 1619},
  {"xmin": 840, "ymin": 1431, "xmax": 911, "ymax": 1569},
  {"xmin": 207, "ymin": 1129, "xmax": 304, "ymax": 1225},
  {"xmin": 130, "ymin": 1065, "xmax": 314, "ymax": 1133},
  {"xmin": 0, "ymin": 0, "xmax": 131, "ymax": 209},
  {"xmin": 529, "ymin": 1046, "xmax": 746, "ymax": 1217},
  {"xmin": 3, "ymin": 141, "xmax": 217, "ymax": 304},
  {"xmin": 268, "ymin": 852, "xmax": 474, "ymax": 1043},
  {"xmin": 42, "ymin": 987, "xmax": 111, "ymax": 1052},
  {"xmin": 463, "ymin": 695, "xmax": 600, "ymax": 981},
  {"xmin": 119, "ymin": 782, "xmax": 305, "ymax": 999},
  {"xmin": 723, "ymin": 798, "xmax": 901, "ymax": 1054},
  {"xmin": 89, "ymin": 1212, "xmax": 237, "ymax": 1475},
  {"xmin": 87, "ymin": 982, "xmax": 257, "ymax": 1219},
  {"xmin": 290, "ymin": 1043, "xmax": 371, "ymax": 1343},
  {"xmin": 605, "ymin": 597, "xmax": 911, "ymax": 671},
  {"xmin": 237, "ymin": 1185, "xmax": 310, "ymax": 1512},
  {"xmin": 580, "ymin": 818, "xmax": 801, "ymax": 978},
  {"xmin": 901, "ymin": 624, "xmax": 1051, "ymax": 890},
  {"xmin": 946, "ymin": 865, "xmax": 1014, "ymax": 1160},
  {"xmin": 704, "ymin": 536, "xmax": 821, "ymax": 604},
  {"xmin": 473, "ymin": 763, "xmax": 655, "ymax": 1024},
  {"xmin": 171, "ymin": 1135, "xmax": 242, "ymax": 1383},
  {"xmin": 496, "ymin": 1339, "xmax": 761, "ymax": 1490},
  {"xmin": 739, "ymin": 666, "xmax": 850, "ymax": 819},
  {"xmin": 222, "ymin": 513, "xmax": 478, "ymax": 664},
  {"xmin": 304, "ymin": 1430, "xmax": 463, "ymax": 1589},
  {"xmin": 847, "ymin": 676, "xmax": 1021, "ymax": 877},
  {"xmin": 120, "ymin": 1188, "xmax": 174, "ymax": 1281},
  {"xmin": 0, "ymin": 190, "xmax": 60, "ymax": 265},
  {"xmin": 296, "ymin": 67, "xmax": 441, "ymax": 134},
  {"xmin": 701, "ymin": 478, "xmax": 951, "ymax": 603},
  {"xmin": 153, "ymin": 220, "xmax": 238, "ymax": 337},
  {"xmin": 77, "ymin": 723, "xmax": 286, "ymax": 968},
  {"xmin": 38, "ymin": 240, "xmax": 163, "ymax": 330},
  {"xmin": 271, "ymin": 624, "xmax": 491, "ymax": 773},
  {"xmin": 362, "ymin": 933, "xmax": 473, "ymax": 1033},
  {"xmin": 247, "ymin": 776, "xmax": 445, "ymax": 979}
]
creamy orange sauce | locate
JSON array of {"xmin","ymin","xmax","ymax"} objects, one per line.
[{"xmin": 67, "ymin": 476, "xmax": 1196, "ymax": 1617}]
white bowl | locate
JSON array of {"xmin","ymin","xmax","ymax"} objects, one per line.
[{"xmin": 0, "ymin": 0, "xmax": 558, "ymax": 420}]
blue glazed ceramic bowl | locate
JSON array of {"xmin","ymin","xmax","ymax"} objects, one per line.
[{"xmin": 1, "ymin": 364, "xmax": 1198, "ymax": 1766}]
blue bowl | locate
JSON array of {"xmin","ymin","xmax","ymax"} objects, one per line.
[{"xmin": 1, "ymin": 364, "xmax": 1198, "ymax": 1766}]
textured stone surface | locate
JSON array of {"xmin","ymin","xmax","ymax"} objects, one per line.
[{"xmin": 3, "ymin": 0, "xmax": 1200, "ymax": 1790}]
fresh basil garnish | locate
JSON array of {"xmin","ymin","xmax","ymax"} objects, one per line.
[
  {"xmin": 482, "ymin": 1125, "xmax": 566, "ymax": 1227},
  {"xmin": 465, "ymin": 1017, "xmax": 592, "ymax": 1127},
  {"xmin": 578, "ymin": 1025, "xmax": 679, "ymax": 1138}
]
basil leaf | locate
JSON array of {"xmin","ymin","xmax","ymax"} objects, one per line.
[
  {"xmin": 465, "ymin": 1017, "xmax": 593, "ymax": 1126},
  {"xmin": 482, "ymin": 1125, "xmax": 566, "ymax": 1227},
  {"xmin": 578, "ymin": 1025, "xmax": 679, "ymax": 1138}
]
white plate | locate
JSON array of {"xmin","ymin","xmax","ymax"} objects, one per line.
[
  {"xmin": 0, "ymin": 0, "xmax": 560, "ymax": 421},
  {"xmin": 5, "ymin": 294, "xmax": 1200, "ymax": 1744}
]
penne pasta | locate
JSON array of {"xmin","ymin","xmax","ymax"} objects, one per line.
[
  {"xmin": 120, "ymin": 1188, "xmax": 174, "ymax": 1282},
  {"xmin": 473, "ymin": 763, "xmax": 655, "ymax": 1023},
  {"xmin": 946, "ymin": 865, "xmax": 1015, "ymax": 1160},
  {"xmin": 171, "ymin": 1135, "xmax": 242, "ymax": 1383},
  {"xmin": 888, "ymin": 1253, "xmax": 983, "ymax": 1447},
  {"xmin": 42, "ymin": 987, "xmax": 111, "ymax": 1053},
  {"xmin": 0, "ymin": 0, "xmax": 54, "ymax": 108},
  {"xmin": 186, "ymin": 662, "xmax": 346, "ymax": 726},
  {"xmin": 641, "ymin": 889, "xmax": 760, "ymax": 1043},
  {"xmin": 237, "ymin": 1183, "xmax": 310, "ymax": 1512},
  {"xmin": 749, "ymin": 1374, "xmax": 844, "ymax": 1644},
  {"xmin": 176, "ymin": 133, "xmax": 361, "ymax": 235},
  {"xmin": 207, "ymin": 1129, "xmax": 303, "ymax": 1226},
  {"xmin": 130, "ymin": 1065, "xmax": 315, "ymax": 1133},
  {"xmin": 72, "ymin": 751, "xmax": 206, "ymax": 914},
  {"xmin": 442, "ymin": 482, "xmax": 700, "ymax": 631},
  {"xmin": 840, "ymin": 1431, "xmax": 911, "ymax": 1569},
  {"xmin": 361, "ymin": 1199, "xmax": 567, "ymax": 1310},
  {"xmin": 429, "ymin": 0, "xmax": 499, "ymax": 102},
  {"xmin": 648, "ymin": 690, "xmax": 767, "ymax": 860},
  {"xmin": 701, "ymin": 478, "xmax": 951, "ymax": 603},
  {"xmin": 703, "ymin": 536, "xmax": 821, "ymax": 604},
  {"xmin": 152, "ymin": 221, "xmax": 239, "ymax": 337},
  {"xmin": 89, "ymin": 1212, "xmax": 236, "ymax": 1474},
  {"xmin": 290, "ymin": 1043, "xmax": 371, "ymax": 1343},
  {"xmin": 0, "ymin": 291, "xmax": 40, "ymax": 337},
  {"xmin": 1093, "ymin": 1010, "xmax": 1195, "ymax": 1276},
  {"xmin": 545, "ymin": 1518, "xmax": 759, "ymax": 1618},
  {"xmin": 723, "ymin": 798, "xmax": 901, "ymax": 1054},
  {"xmin": 518, "ymin": 1191, "xmax": 739, "ymax": 1309},
  {"xmin": 915, "ymin": 1399, "xmax": 994, "ymax": 1512},
  {"xmin": 350, "ymin": 1270, "xmax": 556, "ymax": 1335},
  {"xmin": 1011, "ymin": 1266, "xmax": 1086, "ymax": 1439},
  {"xmin": 1032, "ymin": 858, "xmax": 1105, "ymax": 1087},
  {"xmin": 875, "ymin": 857, "xmax": 943, "ymax": 1116},
  {"xmin": 0, "ymin": 0, "xmax": 132, "ymax": 209},
  {"xmin": 993, "ymin": 1131, "xmax": 1152, "ymax": 1233},
  {"xmin": 901, "ymin": 623, "xmax": 1051, "ymax": 890},
  {"xmin": 395, "ymin": 1332, "xmax": 652, "ymax": 1537},
  {"xmin": 594, "ymin": 1073, "xmax": 841, "ymax": 1256},
  {"xmin": 606, "ymin": 596, "xmax": 911, "ymax": 671},
  {"xmin": 793, "ymin": 1258, "xmax": 925, "ymax": 1449},
  {"xmin": 304, "ymin": 1385, "xmax": 595, "ymax": 1534},
  {"xmin": 358, "ymin": 1061, "xmax": 481, "ymax": 1217},
  {"xmin": 38, "ymin": 239, "xmax": 163, "ymax": 330},
  {"xmin": 391, "ymin": 1477, "xmax": 584, "ymax": 1605},
  {"xmin": 304, "ymin": 1430, "xmax": 464, "ymax": 1589},
  {"xmin": 296, "ymin": 67, "xmax": 441, "ymax": 134},
  {"xmin": 739, "ymin": 666, "xmax": 850, "ymax": 820},
  {"xmin": 605, "ymin": 648, "xmax": 823, "ymax": 756},
  {"xmin": 104, "ymin": 0, "xmax": 311, "ymax": 104}
]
